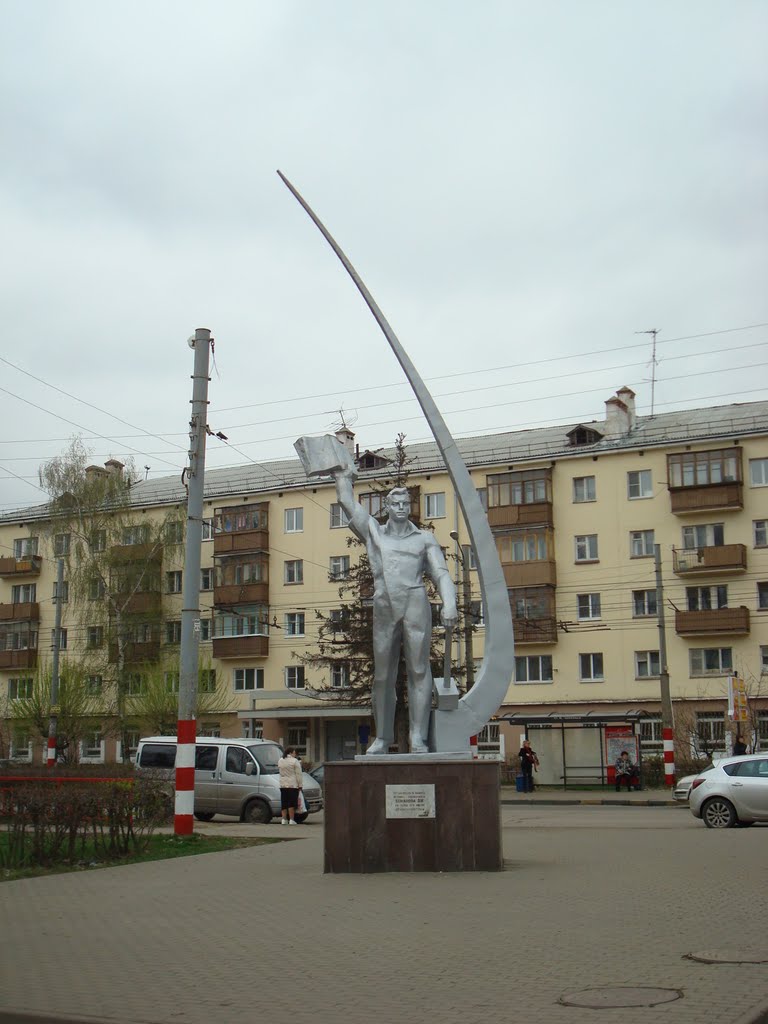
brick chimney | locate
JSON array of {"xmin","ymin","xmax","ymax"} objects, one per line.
[{"xmin": 604, "ymin": 394, "xmax": 631, "ymax": 439}]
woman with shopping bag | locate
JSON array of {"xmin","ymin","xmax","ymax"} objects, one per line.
[{"xmin": 278, "ymin": 746, "xmax": 303, "ymax": 825}]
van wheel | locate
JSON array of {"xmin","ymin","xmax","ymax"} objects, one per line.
[
  {"xmin": 244, "ymin": 800, "xmax": 272, "ymax": 824},
  {"xmin": 294, "ymin": 812, "xmax": 309, "ymax": 824},
  {"xmin": 194, "ymin": 812, "xmax": 215, "ymax": 822}
]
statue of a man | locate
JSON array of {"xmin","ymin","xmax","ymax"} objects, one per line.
[{"xmin": 332, "ymin": 462, "xmax": 458, "ymax": 754}]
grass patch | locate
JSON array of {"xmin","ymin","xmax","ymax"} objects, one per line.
[{"xmin": 1, "ymin": 832, "xmax": 282, "ymax": 883}]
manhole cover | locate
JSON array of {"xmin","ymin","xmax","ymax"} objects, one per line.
[
  {"xmin": 685, "ymin": 948, "xmax": 768, "ymax": 965},
  {"xmin": 559, "ymin": 986, "xmax": 683, "ymax": 1009}
]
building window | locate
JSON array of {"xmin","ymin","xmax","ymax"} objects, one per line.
[
  {"xmin": 90, "ymin": 530, "xmax": 106, "ymax": 552},
  {"xmin": 690, "ymin": 647, "xmax": 733, "ymax": 676},
  {"xmin": 476, "ymin": 487, "xmax": 488, "ymax": 511},
  {"xmin": 284, "ymin": 560, "xmax": 304, "ymax": 585},
  {"xmin": 287, "ymin": 723, "xmax": 308, "ymax": 759},
  {"xmin": 199, "ymin": 669, "xmax": 217, "ymax": 693},
  {"xmin": 573, "ymin": 476, "xmax": 596, "ymax": 503},
  {"xmin": 127, "ymin": 623, "xmax": 153, "ymax": 644},
  {"xmin": 756, "ymin": 711, "xmax": 768, "ymax": 749},
  {"xmin": 496, "ymin": 530, "xmax": 550, "ymax": 563},
  {"xmin": 234, "ymin": 561, "xmax": 265, "ymax": 584},
  {"xmin": 202, "ymin": 518, "xmax": 214, "ymax": 540},
  {"xmin": 424, "ymin": 492, "xmax": 446, "ymax": 519},
  {"xmin": 579, "ymin": 653, "xmax": 604, "ymax": 682},
  {"xmin": 165, "ymin": 620, "xmax": 182, "ymax": 644},
  {"xmin": 329, "ymin": 555, "xmax": 351, "ymax": 581},
  {"xmin": 200, "ymin": 618, "xmax": 212, "ymax": 642},
  {"xmin": 749, "ymin": 458, "xmax": 768, "ymax": 486},
  {"xmin": 124, "ymin": 673, "xmax": 146, "ymax": 695},
  {"xmin": 575, "ymin": 535, "xmax": 598, "ymax": 562},
  {"xmin": 217, "ymin": 506, "xmax": 268, "ymax": 534},
  {"xmin": 285, "ymin": 666, "xmax": 305, "ymax": 689},
  {"xmin": 639, "ymin": 716, "xmax": 663, "ymax": 754},
  {"xmin": 80, "ymin": 731, "xmax": 104, "ymax": 762},
  {"xmin": 630, "ymin": 530, "xmax": 655, "ymax": 557},
  {"xmin": 198, "ymin": 723, "xmax": 220, "ymax": 738},
  {"xmin": 487, "ymin": 470, "xmax": 550, "ymax": 507},
  {"xmin": 359, "ymin": 492, "xmax": 385, "ymax": 518},
  {"xmin": 284, "ymin": 507, "xmax": 304, "ymax": 533},
  {"xmin": 635, "ymin": 650, "xmax": 660, "ymax": 678},
  {"xmin": 469, "ymin": 600, "xmax": 485, "ymax": 628},
  {"xmin": 166, "ymin": 571, "xmax": 183, "ymax": 593},
  {"xmin": 632, "ymin": 590, "xmax": 657, "ymax": 617},
  {"xmin": 627, "ymin": 469, "xmax": 652, "ymax": 499},
  {"xmin": 52, "ymin": 580, "xmax": 69, "ymax": 603},
  {"xmin": 331, "ymin": 663, "xmax": 350, "ymax": 688},
  {"xmin": 164, "ymin": 521, "xmax": 184, "ymax": 544},
  {"xmin": 760, "ymin": 646, "xmax": 768, "ymax": 674},
  {"xmin": 11, "ymin": 583, "xmax": 36, "ymax": 603},
  {"xmin": 329, "ymin": 609, "xmax": 350, "ymax": 632},
  {"xmin": 164, "ymin": 671, "xmax": 180, "ymax": 693},
  {"xmin": 214, "ymin": 609, "xmax": 268, "ymax": 638},
  {"xmin": 758, "ymin": 582, "xmax": 768, "ymax": 610},
  {"xmin": 86, "ymin": 675, "xmax": 103, "ymax": 695},
  {"xmin": 53, "ymin": 533, "xmax": 71, "ymax": 556},
  {"xmin": 122, "ymin": 525, "xmax": 149, "ymax": 546},
  {"xmin": 668, "ymin": 449, "xmax": 741, "ymax": 488},
  {"xmin": 86, "ymin": 625, "xmax": 104, "ymax": 649},
  {"xmin": 577, "ymin": 594, "xmax": 601, "ymax": 620},
  {"xmin": 330, "ymin": 502, "xmax": 349, "ymax": 528},
  {"xmin": 123, "ymin": 728, "xmax": 141, "ymax": 761},
  {"xmin": 234, "ymin": 668, "xmax": 264, "ymax": 691},
  {"xmin": 52, "ymin": 628, "xmax": 67, "ymax": 651},
  {"xmin": 755, "ymin": 520, "xmax": 768, "ymax": 548},
  {"xmin": 13, "ymin": 537, "xmax": 39, "ymax": 558},
  {"xmin": 10, "ymin": 730, "xmax": 32, "ymax": 761},
  {"xmin": 682, "ymin": 523, "xmax": 724, "ymax": 549},
  {"xmin": 88, "ymin": 577, "xmax": 105, "ymax": 600},
  {"xmin": 694, "ymin": 713, "xmax": 726, "ymax": 755},
  {"xmin": 686, "ymin": 585, "xmax": 728, "ymax": 611},
  {"xmin": 285, "ymin": 613, "xmax": 306, "ymax": 637},
  {"xmin": 200, "ymin": 568, "xmax": 213, "ymax": 591},
  {"xmin": 514, "ymin": 655, "xmax": 553, "ymax": 683},
  {"xmin": 8, "ymin": 677, "xmax": 33, "ymax": 700}
]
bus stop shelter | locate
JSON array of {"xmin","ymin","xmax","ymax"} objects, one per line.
[{"xmin": 498, "ymin": 710, "xmax": 652, "ymax": 789}]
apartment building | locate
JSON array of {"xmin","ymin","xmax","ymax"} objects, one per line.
[{"xmin": 2, "ymin": 387, "xmax": 767, "ymax": 767}]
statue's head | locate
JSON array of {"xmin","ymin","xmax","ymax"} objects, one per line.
[{"xmin": 385, "ymin": 487, "xmax": 411, "ymax": 522}]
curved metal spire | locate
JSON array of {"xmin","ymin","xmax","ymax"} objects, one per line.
[{"xmin": 278, "ymin": 171, "xmax": 514, "ymax": 743}]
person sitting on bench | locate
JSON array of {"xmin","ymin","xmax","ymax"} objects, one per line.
[{"xmin": 614, "ymin": 750, "xmax": 638, "ymax": 792}]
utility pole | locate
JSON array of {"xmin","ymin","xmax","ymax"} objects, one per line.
[
  {"xmin": 654, "ymin": 544, "xmax": 675, "ymax": 786},
  {"xmin": 449, "ymin": 531, "xmax": 475, "ymax": 691},
  {"xmin": 175, "ymin": 328, "xmax": 212, "ymax": 836},
  {"xmin": 46, "ymin": 558, "xmax": 64, "ymax": 767}
]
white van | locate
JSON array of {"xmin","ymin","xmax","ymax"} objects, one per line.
[{"xmin": 135, "ymin": 736, "xmax": 323, "ymax": 824}]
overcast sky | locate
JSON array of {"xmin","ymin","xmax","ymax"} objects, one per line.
[{"xmin": 1, "ymin": 1, "xmax": 766, "ymax": 512}]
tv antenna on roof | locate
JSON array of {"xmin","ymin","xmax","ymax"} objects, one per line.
[{"xmin": 636, "ymin": 328, "xmax": 660, "ymax": 416}]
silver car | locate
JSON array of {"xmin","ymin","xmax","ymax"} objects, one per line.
[{"xmin": 689, "ymin": 753, "xmax": 768, "ymax": 828}]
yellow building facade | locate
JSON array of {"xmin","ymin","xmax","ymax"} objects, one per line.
[{"xmin": 2, "ymin": 388, "xmax": 767, "ymax": 769}]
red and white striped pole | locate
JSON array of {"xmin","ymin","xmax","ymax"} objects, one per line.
[
  {"xmin": 663, "ymin": 727, "xmax": 675, "ymax": 787},
  {"xmin": 174, "ymin": 719, "xmax": 196, "ymax": 835},
  {"xmin": 47, "ymin": 558, "xmax": 65, "ymax": 767},
  {"xmin": 470, "ymin": 734, "xmax": 478, "ymax": 759}
]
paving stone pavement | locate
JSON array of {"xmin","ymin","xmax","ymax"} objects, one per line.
[{"xmin": 1, "ymin": 803, "xmax": 767, "ymax": 1024}]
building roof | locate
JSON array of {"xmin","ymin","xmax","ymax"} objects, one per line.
[{"xmin": 4, "ymin": 397, "xmax": 768, "ymax": 523}]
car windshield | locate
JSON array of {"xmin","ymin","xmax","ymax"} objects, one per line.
[{"xmin": 249, "ymin": 743, "xmax": 282, "ymax": 774}]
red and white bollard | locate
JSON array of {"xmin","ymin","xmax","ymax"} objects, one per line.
[
  {"xmin": 663, "ymin": 727, "xmax": 675, "ymax": 786},
  {"xmin": 174, "ymin": 719, "xmax": 196, "ymax": 835},
  {"xmin": 46, "ymin": 735, "xmax": 56, "ymax": 767},
  {"xmin": 470, "ymin": 734, "xmax": 478, "ymax": 759}
]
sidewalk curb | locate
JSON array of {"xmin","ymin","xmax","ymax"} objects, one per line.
[{"xmin": 500, "ymin": 797, "xmax": 683, "ymax": 807}]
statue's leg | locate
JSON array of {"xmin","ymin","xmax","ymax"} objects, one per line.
[
  {"xmin": 403, "ymin": 596, "xmax": 433, "ymax": 753},
  {"xmin": 367, "ymin": 612, "xmax": 401, "ymax": 755}
]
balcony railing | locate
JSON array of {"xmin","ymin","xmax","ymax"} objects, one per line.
[
  {"xmin": 668, "ymin": 482, "xmax": 743, "ymax": 514},
  {"xmin": 0, "ymin": 556, "xmax": 43, "ymax": 578},
  {"xmin": 0, "ymin": 602, "xmax": 40, "ymax": 622},
  {"xmin": 488, "ymin": 502, "xmax": 553, "ymax": 529},
  {"xmin": 110, "ymin": 542, "xmax": 163, "ymax": 564},
  {"xmin": 512, "ymin": 616, "xmax": 558, "ymax": 644},
  {"xmin": 673, "ymin": 544, "xmax": 747, "ymax": 575},
  {"xmin": 675, "ymin": 606, "xmax": 750, "ymax": 636},
  {"xmin": 108, "ymin": 641, "xmax": 161, "ymax": 664},
  {"xmin": 501, "ymin": 561, "xmax": 557, "ymax": 588},
  {"xmin": 212, "ymin": 635, "xmax": 269, "ymax": 659},
  {"xmin": 214, "ymin": 582, "xmax": 269, "ymax": 607},
  {"xmin": 214, "ymin": 530, "xmax": 269, "ymax": 556},
  {"xmin": 0, "ymin": 648, "xmax": 38, "ymax": 670}
]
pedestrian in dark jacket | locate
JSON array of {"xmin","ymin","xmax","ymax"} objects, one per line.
[{"xmin": 519, "ymin": 740, "xmax": 540, "ymax": 792}]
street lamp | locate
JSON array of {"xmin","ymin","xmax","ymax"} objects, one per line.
[{"xmin": 450, "ymin": 530, "xmax": 475, "ymax": 690}]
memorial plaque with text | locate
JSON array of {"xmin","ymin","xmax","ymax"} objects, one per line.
[{"xmin": 385, "ymin": 783, "xmax": 436, "ymax": 819}]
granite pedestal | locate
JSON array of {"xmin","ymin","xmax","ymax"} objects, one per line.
[{"xmin": 323, "ymin": 759, "xmax": 502, "ymax": 873}]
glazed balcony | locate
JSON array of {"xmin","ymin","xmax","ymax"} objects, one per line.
[
  {"xmin": 212, "ymin": 635, "xmax": 269, "ymax": 659},
  {"xmin": 488, "ymin": 502, "xmax": 553, "ymax": 529},
  {"xmin": 672, "ymin": 544, "xmax": 747, "ymax": 576},
  {"xmin": 501, "ymin": 560, "xmax": 557, "ymax": 588},
  {"xmin": 0, "ymin": 648, "xmax": 38, "ymax": 670},
  {"xmin": 675, "ymin": 606, "xmax": 750, "ymax": 636},
  {"xmin": 0, "ymin": 556, "xmax": 43, "ymax": 578},
  {"xmin": 0, "ymin": 602, "xmax": 40, "ymax": 622},
  {"xmin": 668, "ymin": 482, "xmax": 743, "ymax": 515}
]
